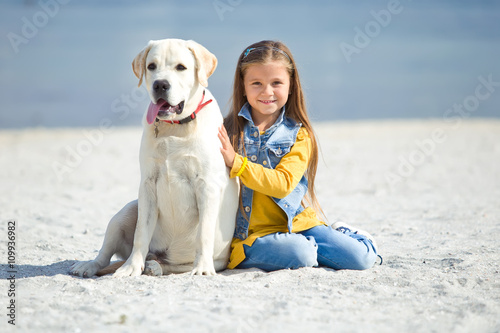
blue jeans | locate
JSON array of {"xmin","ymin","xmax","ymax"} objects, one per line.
[{"xmin": 237, "ymin": 225, "xmax": 377, "ymax": 271}]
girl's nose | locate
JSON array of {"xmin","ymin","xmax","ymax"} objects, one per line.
[{"xmin": 263, "ymin": 84, "xmax": 273, "ymax": 96}]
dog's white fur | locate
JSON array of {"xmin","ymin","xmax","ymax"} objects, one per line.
[{"xmin": 70, "ymin": 39, "xmax": 238, "ymax": 277}]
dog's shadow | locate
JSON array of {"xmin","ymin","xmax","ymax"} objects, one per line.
[
  {"xmin": 0, "ymin": 261, "xmax": 259, "ymax": 279},
  {"xmin": 0, "ymin": 260, "xmax": 76, "ymax": 279}
]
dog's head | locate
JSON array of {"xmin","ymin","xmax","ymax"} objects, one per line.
[{"xmin": 132, "ymin": 39, "xmax": 217, "ymax": 124}]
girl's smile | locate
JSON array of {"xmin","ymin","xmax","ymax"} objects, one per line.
[{"xmin": 243, "ymin": 62, "xmax": 290, "ymax": 131}]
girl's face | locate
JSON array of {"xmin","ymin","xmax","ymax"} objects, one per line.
[{"xmin": 243, "ymin": 61, "xmax": 290, "ymax": 131}]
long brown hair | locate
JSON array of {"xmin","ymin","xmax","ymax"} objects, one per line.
[{"xmin": 224, "ymin": 40, "xmax": 322, "ymax": 215}]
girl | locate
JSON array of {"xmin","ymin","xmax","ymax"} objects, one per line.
[{"xmin": 218, "ymin": 40, "xmax": 380, "ymax": 271}]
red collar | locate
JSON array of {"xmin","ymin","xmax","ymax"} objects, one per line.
[{"xmin": 157, "ymin": 90, "xmax": 212, "ymax": 125}]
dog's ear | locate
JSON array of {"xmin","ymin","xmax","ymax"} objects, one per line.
[
  {"xmin": 132, "ymin": 41, "xmax": 154, "ymax": 87},
  {"xmin": 187, "ymin": 40, "xmax": 217, "ymax": 87}
]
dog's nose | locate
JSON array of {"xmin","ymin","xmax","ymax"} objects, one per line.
[{"xmin": 153, "ymin": 80, "xmax": 170, "ymax": 93}]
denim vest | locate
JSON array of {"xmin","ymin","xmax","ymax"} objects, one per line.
[{"xmin": 234, "ymin": 103, "xmax": 308, "ymax": 240}]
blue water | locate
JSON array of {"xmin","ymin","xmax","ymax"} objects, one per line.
[{"xmin": 1, "ymin": 0, "xmax": 499, "ymax": 128}]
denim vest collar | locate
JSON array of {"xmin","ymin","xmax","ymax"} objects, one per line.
[{"xmin": 238, "ymin": 102, "xmax": 287, "ymax": 133}]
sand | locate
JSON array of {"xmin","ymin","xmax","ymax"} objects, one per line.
[{"xmin": 1, "ymin": 119, "xmax": 499, "ymax": 332}]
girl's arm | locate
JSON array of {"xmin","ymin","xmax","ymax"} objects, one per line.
[{"xmin": 219, "ymin": 126, "xmax": 311, "ymax": 199}]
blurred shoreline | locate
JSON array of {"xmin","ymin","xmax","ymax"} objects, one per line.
[{"xmin": 1, "ymin": 1, "xmax": 499, "ymax": 129}]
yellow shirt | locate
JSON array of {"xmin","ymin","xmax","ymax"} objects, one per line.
[{"xmin": 228, "ymin": 128, "xmax": 325, "ymax": 269}]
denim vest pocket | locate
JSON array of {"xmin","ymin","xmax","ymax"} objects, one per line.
[{"xmin": 267, "ymin": 142, "xmax": 293, "ymax": 168}]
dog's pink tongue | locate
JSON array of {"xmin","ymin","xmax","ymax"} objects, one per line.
[{"xmin": 147, "ymin": 102, "xmax": 161, "ymax": 125}]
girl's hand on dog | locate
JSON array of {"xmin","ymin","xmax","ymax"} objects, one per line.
[{"xmin": 218, "ymin": 126, "xmax": 235, "ymax": 168}]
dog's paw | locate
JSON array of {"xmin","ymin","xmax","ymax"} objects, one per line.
[
  {"xmin": 191, "ymin": 256, "xmax": 216, "ymax": 276},
  {"xmin": 113, "ymin": 261, "xmax": 143, "ymax": 278},
  {"xmin": 143, "ymin": 260, "xmax": 163, "ymax": 276},
  {"xmin": 70, "ymin": 261, "xmax": 101, "ymax": 278}
]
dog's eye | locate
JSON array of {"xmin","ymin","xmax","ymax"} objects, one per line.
[
  {"xmin": 176, "ymin": 64, "xmax": 187, "ymax": 71},
  {"xmin": 147, "ymin": 63, "xmax": 157, "ymax": 71}
]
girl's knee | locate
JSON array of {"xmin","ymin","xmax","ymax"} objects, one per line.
[
  {"xmin": 346, "ymin": 243, "xmax": 378, "ymax": 270},
  {"xmin": 287, "ymin": 235, "xmax": 318, "ymax": 268},
  {"xmin": 260, "ymin": 233, "xmax": 319, "ymax": 269},
  {"xmin": 244, "ymin": 233, "xmax": 319, "ymax": 270},
  {"xmin": 350, "ymin": 253, "xmax": 376, "ymax": 270},
  {"xmin": 314, "ymin": 235, "xmax": 378, "ymax": 270}
]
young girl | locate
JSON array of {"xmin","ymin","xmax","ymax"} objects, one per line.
[{"xmin": 218, "ymin": 40, "xmax": 380, "ymax": 271}]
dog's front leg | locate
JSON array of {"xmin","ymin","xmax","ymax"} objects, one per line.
[
  {"xmin": 191, "ymin": 182, "xmax": 221, "ymax": 276},
  {"xmin": 114, "ymin": 179, "xmax": 158, "ymax": 277}
]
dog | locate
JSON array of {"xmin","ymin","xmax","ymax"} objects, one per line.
[{"xmin": 70, "ymin": 38, "xmax": 239, "ymax": 277}]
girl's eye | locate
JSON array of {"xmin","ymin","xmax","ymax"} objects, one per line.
[
  {"xmin": 251, "ymin": 82, "xmax": 261, "ymax": 86},
  {"xmin": 176, "ymin": 64, "xmax": 187, "ymax": 71},
  {"xmin": 273, "ymin": 81, "xmax": 283, "ymax": 86},
  {"xmin": 147, "ymin": 63, "xmax": 157, "ymax": 70}
]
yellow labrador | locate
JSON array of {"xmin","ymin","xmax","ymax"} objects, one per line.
[{"xmin": 71, "ymin": 39, "xmax": 238, "ymax": 277}]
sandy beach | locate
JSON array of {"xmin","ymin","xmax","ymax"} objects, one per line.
[{"xmin": 1, "ymin": 119, "xmax": 499, "ymax": 332}]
